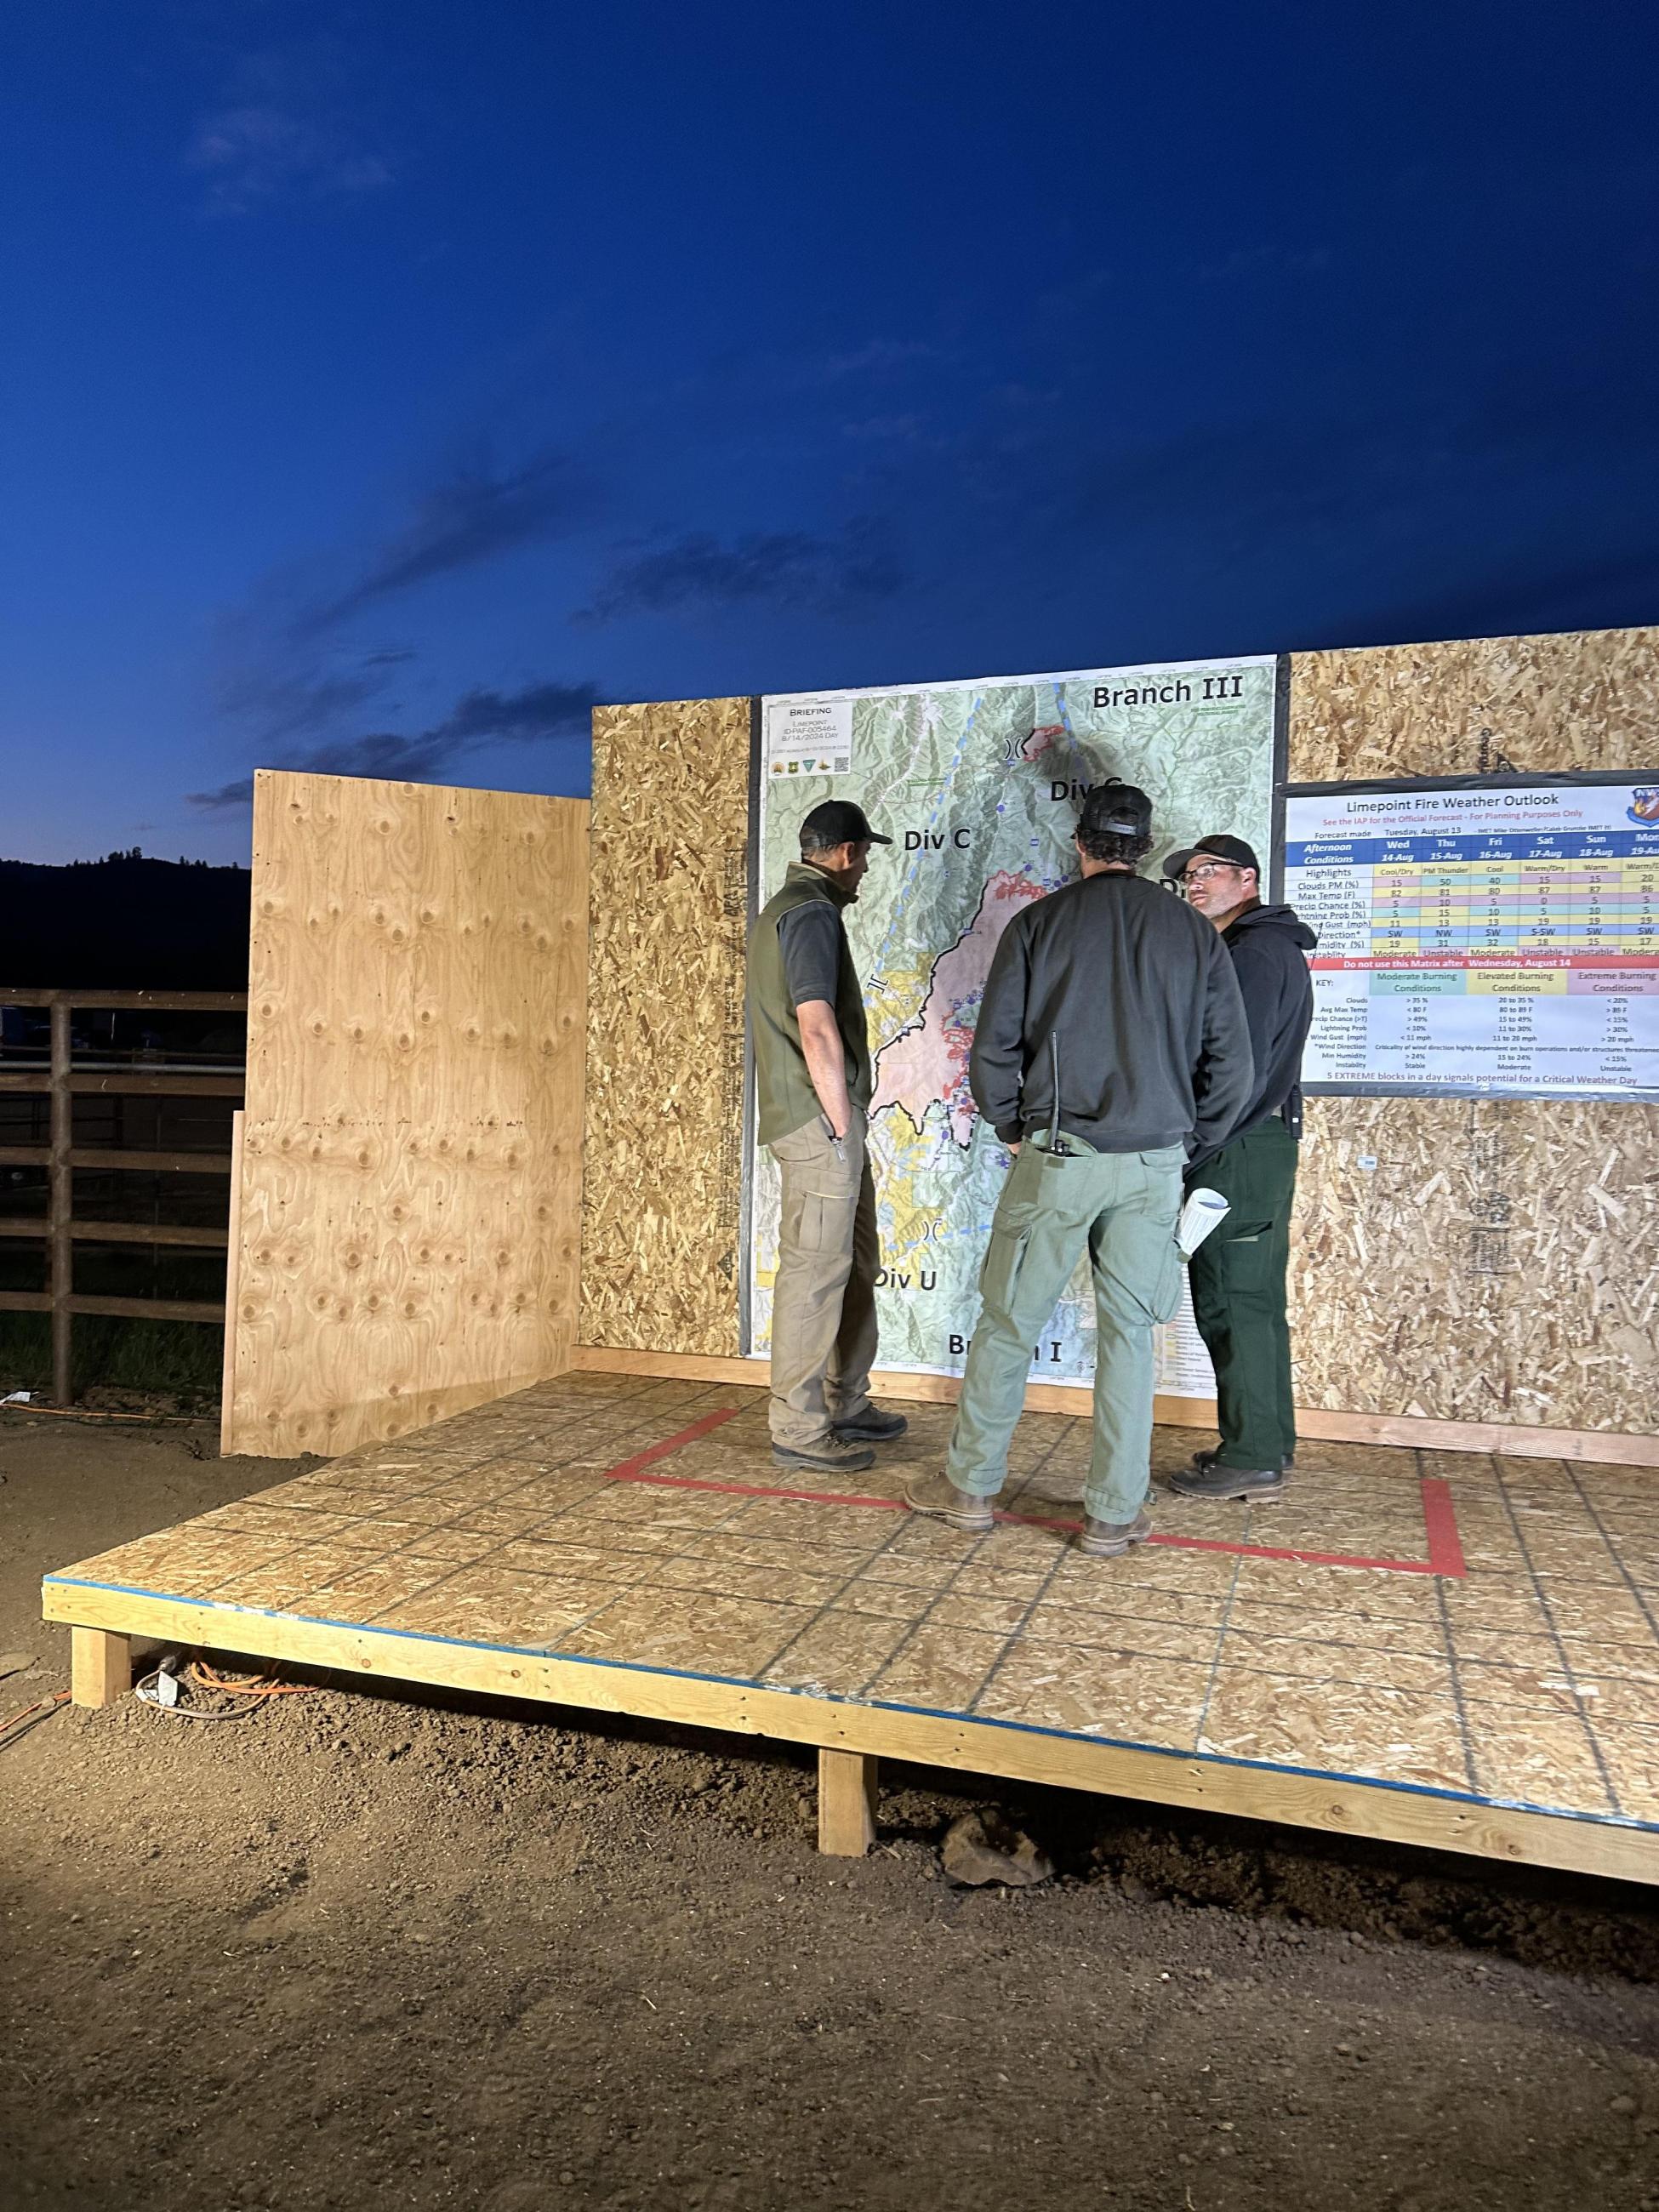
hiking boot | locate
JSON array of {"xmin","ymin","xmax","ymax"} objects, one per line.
[
  {"xmin": 833, "ymin": 1404, "xmax": 909, "ymax": 1444},
  {"xmin": 1075, "ymin": 1508, "xmax": 1153, "ymax": 1559},
  {"xmin": 1186, "ymin": 1446, "xmax": 1293, "ymax": 1477},
  {"xmin": 772, "ymin": 1434, "xmax": 875, "ymax": 1475},
  {"xmin": 904, "ymin": 1469, "xmax": 995, "ymax": 1533},
  {"xmin": 1169, "ymin": 1458, "xmax": 1286, "ymax": 1502}
]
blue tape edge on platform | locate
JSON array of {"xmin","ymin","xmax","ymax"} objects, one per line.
[{"xmin": 43, "ymin": 1571, "xmax": 1659, "ymax": 1839}]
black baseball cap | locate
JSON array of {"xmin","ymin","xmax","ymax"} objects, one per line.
[
  {"xmin": 801, "ymin": 799, "xmax": 892, "ymax": 847},
  {"xmin": 1076, "ymin": 779, "xmax": 1154, "ymax": 841},
  {"xmin": 1163, "ymin": 833, "xmax": 1261, "ymax": 882}
]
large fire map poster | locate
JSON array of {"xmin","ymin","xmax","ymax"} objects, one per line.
[{"xmin": 745, "ymin": 656, "xmax": 1282, "ymax": 1398}]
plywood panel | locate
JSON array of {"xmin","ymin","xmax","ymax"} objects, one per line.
[
  {"xmin": 1288, "ymin": 627, "xmax": 1659, "ymax": 1435},
  {"xmin": 580, "ymin": 698, "xmax": 750, "ymax": 1355},
  {"xmin": 1288, "ymin": 624, "xmax": 1659, "ymax": 779},
  {"xmin": 227, "ymin": 772, "xmax": 588, "ymax": 1457},
  {"xmin": 1291, "ymin": 1096, "xmax": 1656, "ymax": 1430}
]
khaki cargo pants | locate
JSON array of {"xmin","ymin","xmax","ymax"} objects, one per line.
[
  {"xmin": 946, "ymin": 1135, "xmax": 1185, "ymax": 1523},
  {"xmin": 767, "ymin": 1111, "xmax": 879, "ymax": 1449}
]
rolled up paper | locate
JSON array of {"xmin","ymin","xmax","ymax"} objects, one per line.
[{"xmin": 1176, "ymin": 1186, "xmax": 1230, "ymax": 1258}]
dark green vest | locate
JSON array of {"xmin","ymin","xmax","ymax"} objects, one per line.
[{"xmin": 748, "ymin": 863, "xmax": 873, "ymax": 1144}]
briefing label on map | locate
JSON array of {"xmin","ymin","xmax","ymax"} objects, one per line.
[
  {"xmin": 747, "ymin": 657, "xmax": 1281, "ymax": 1396},
  {"xmin": 764, "ymin": 696, "xmax": 854, "ymax": 777},
  {"xmin": 1288, "ymin": 779, "xmax": 1659, "ymax": 1098}
]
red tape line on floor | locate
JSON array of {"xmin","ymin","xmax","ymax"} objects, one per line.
[{"xmin": 599, "ymin": 1410, "xmax": 1468, "ymax": 1577}]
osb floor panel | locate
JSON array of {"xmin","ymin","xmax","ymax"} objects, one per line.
[{"xmin": 45, "ymin": 1375, "xmax": 1659, "ymax": 1837}]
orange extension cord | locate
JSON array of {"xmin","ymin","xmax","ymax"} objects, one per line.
[
  {"xmin": 191, "ymin": 1662, "xmax": 312, "ymax": 1707},
  {"xmin": 0, "ymin": 1687, "xmax": 71, "ymax": 1736}
]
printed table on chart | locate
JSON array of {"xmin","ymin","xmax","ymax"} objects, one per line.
[{"xmin": 1286, "ymin": 790, "xmax": 1659, "ymax": 1096}]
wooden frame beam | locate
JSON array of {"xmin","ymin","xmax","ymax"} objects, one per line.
[
  {"xmin": 66, "ymin": 1295, "xmax": 225, "ymax": 1324},
  {"xmin": 0, "ymin": 989, "xmax": 248, "ymax": 1012},
  {"xmin": 0, "ymin": 1221, "xmax": 227, "ymax": 1246},
  {"xmin": 70, "ymin": 1148, "xmax": 235, "ymax": 1175},
  {"xmin": 0, "ymin": 1072, "xmax": 245, "ymax": 1097},
  {"xmin": 41, "ymin": 1578, "xmax": 1659, "ymax": 1886}
]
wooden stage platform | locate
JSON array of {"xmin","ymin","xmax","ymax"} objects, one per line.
[{"xmin": 43, "ymin": 1372, "xmax": 1659, "ymax": 1881}]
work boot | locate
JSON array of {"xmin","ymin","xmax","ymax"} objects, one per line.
[
  {"xmin": 772, "ymin": 1434, "xmax": 876, "ymax": 1474},
  {"xmin": 1185, "ymin": 1445, "xmax": 1294, "ymax": 1476},
  {"xmin": 1075, "ymin": 1508, "xmax": 1153, "ymax": 1559},
  {"xmin": 1170, "ymin": 1457, "xmax": 1286, "ymax": 1502},
  {"xmin": 904, "ymin": 1468, "xmax": 995, "ymax": 1534},
  {"xmin": 833, "ymin": 1404, "xmax": 909, "ymax": 1444}
]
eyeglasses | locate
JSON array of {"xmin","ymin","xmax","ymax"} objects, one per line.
[{"xmin": 1180, "ymin": 862, "xmax": 1242, "ymax": 887}]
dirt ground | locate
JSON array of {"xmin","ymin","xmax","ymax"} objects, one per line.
[{"xmin": 2, "ymin": 1413, "xmax": 1657, "ymax": 2212}]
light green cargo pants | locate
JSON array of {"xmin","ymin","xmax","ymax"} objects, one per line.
[
  {"xmin": 766, "ymin": 1110, "xmax": 879, "ymax": 1448},
  {"xmin": 945, "ymin": 1135, "xmax": 1185, "ymax": 1523}
]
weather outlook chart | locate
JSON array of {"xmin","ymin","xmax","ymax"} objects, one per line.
[
  {"xmin": 747, "ymin": 657, "xmax": 1280, "ymax": 1397},
  {"xmin": 1287, "ymin": 778, "xmax": 1659, "ymax": 1098}
]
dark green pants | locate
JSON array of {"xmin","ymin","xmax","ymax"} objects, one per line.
[{"xmin": 1185, "ymin": 1119, "xmax": 1298, "ymax": 1473}]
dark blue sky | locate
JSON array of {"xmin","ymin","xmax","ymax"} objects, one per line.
[{"xmin": 5, "ymin": 2, "xmax": 1656, "ymax": 862}]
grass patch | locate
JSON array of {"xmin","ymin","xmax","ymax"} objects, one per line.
[{"xmin": 0, "ymin": 1311, "xmax": 222, "ymax": 1402}]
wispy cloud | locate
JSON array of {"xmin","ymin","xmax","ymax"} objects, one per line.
[
  {"xmin": 297, "ymin": 449, "xmax": 594, "ymax": 632},
  {"xmin": 188, "ymin": 678, "xmax": 601, "ymax": 811},
  {"xmin": 576, "ymin": 519, "xmax": 901, "ymax": 625},
  {"xmin": 186, "ymin": 105, "xmax": 391, "ymax": 215},
  {"xmin": 815, "ymin": 339, "xmax": 946, "ymax": 384},
  {"xmin": 213, "ymin": 655, "xmax": 398, "ymax": 747},
  {"xmin": 185, "ymin": 41, "xmax": 393, "ymax": 217}
]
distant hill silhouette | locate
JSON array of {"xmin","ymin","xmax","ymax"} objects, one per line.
[{"xmin": 0, "ymin": 851, "xmax": 250, "ymax": 989}]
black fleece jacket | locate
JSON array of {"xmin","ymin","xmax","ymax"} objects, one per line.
[
  {"xmin": 1189, "ymin": 901, "xmax": 1317, "ymax": 1168},
  {"xmin": 968, "ymin": 869, "xmax": 1254, "ymax": 1156}
]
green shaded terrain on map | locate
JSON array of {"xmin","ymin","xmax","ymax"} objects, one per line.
[{"xmin": 749, "ymin": 661, "xmax": 1278, "ymax": 1387}]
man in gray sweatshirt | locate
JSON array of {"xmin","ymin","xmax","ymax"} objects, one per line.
[{"xmin": 905, "ymin": 781, "xmax": 1254, "ymax": 1556}]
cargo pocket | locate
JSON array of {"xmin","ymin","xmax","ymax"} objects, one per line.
[
  {"xmin": 796, "ymin": 1192, "xmax": 834, "ymax": 1253},
  {"xmin": 1217, "ymin": 1220, "xmax": 1274, "ymax": 1292},
  {"xmin": 978, "ymin": 1224, "xmax": 1033, "ymax": 1323}
]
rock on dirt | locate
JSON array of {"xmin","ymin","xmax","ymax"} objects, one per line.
[{"xmin": 941, "ymin": 1808, "xmax": 1054, "ymax": 1887}]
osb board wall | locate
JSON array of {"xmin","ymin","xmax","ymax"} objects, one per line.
[
  {"xmin": 1288, "ymin": 625, "xmax": 1659, "ymax": 781},
  {"xmin": 582, "ymin": 627, "xmax": 1657, "ymax": 1436},
  {"xmin": 579, "ymin": 698, "xmax": 750, "ymax": 1354},
  {"xmin": 1288, "ymin": 626, "xmax": 1658, "ymax": 1433},
  {"xmin": 226, "ymin": 770, "xmax": 589, "ymax": 1458}
]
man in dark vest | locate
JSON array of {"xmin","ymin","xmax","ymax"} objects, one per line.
[
  {"xmin": 749, "ymin": 800, "xmax": 907, "ymax": 1474},
  {"xmin": 1162, "ymin": 834, "xmax": 1316, "ymax": 1500}
]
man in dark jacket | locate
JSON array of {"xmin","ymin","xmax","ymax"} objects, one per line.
[
  {"xmin": 1163, "ymin": 834, "xmax": 1316, "ymax": 1500},
  {"xmin": 905, "ymin": 783, "xmax": 1254, "ymax": 1557}
]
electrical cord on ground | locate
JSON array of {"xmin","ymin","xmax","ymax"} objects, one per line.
[
  {"xmin": 134, "ymin": 1652, "xmax": 314, "ymax": 1720},
  {"xmin": 0, "ymin": 1686, "xmax": 71, "ymax": 1748},
  {"xmin": 0, "ymin": 1404, "xmax": 208, "ymax": 1427}
]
